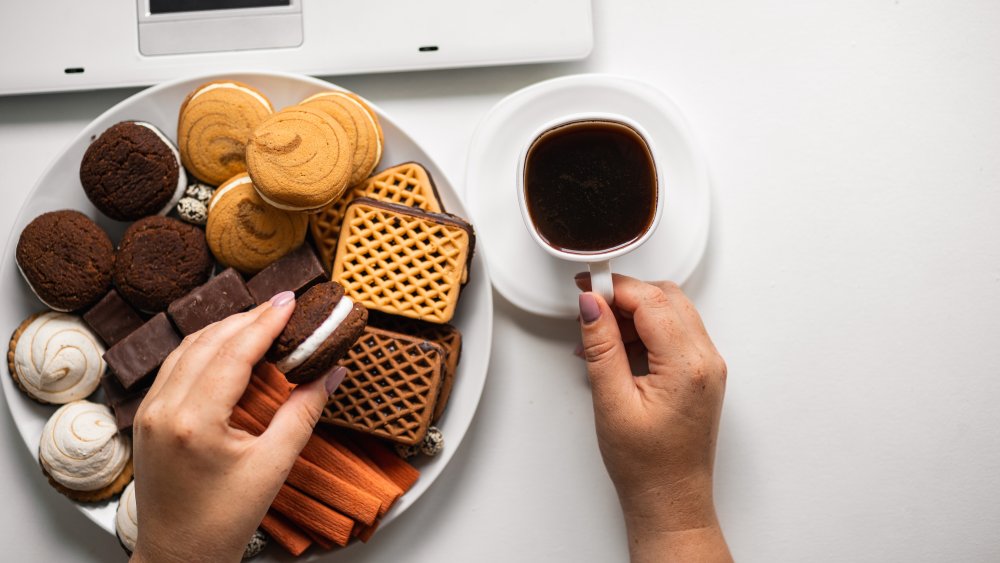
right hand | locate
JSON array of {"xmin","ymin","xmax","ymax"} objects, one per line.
[{"xmin": 575, "ymin": 274, "xmax": 731, "ymax": 561}]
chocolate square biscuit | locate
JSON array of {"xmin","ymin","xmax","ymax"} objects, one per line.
[
  {"xmin": 367, "ymin": 311, "xmax": 462, "ymax": 422},
  {"xmin": 322, "ymin": 326, "xmax": 445, "ymax": 446},
  {"xmin": 114, "ymin": 388, "xmax": 148, "ymax": 432},
  {"xmin": 246, "ymin": 244, "xmax": 326, "ymax": 305},
  {"xmin": 167, "ymin": 268, "xmax": 254, "ymax": 335},
  {"xmin": 104, "ymin": 313, "xmax": 180, "ymax": 390},
  {"xmin": 83, "ymin": 290, "xmax": 145, "ymax": 347}
]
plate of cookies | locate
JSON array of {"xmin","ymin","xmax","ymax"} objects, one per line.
[{"xmin": 1, "ymin": 71, "xmax": 491, "ymax": 558}]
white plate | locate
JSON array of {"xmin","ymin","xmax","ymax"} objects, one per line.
[
  {"xmin": 465, "ymin": 73, "xmax": 710, "ymax": 318},
  {"xmin": 0, "ymin": 71, "xmax": 492, "ymax": 556}
]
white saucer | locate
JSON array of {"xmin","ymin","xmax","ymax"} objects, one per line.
[{"xmin": 464, "ymin": 74, "xmax": 710, "ymax": 318}]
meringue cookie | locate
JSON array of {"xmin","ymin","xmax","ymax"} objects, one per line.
[
  {"xmin": 115, "ymin": 480, "xmax": 138, "ymax": 553},
  {"xmin": 9, "ymin": 312, "xmax": 105, "ymax": 404},
  {"xmin": 39, "ymin": 401, "xmax": 131, "ymax": 494}
]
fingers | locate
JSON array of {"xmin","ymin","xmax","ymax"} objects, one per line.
[
  {"xmin": 258, "ymin": 366, "xmax": 347, "ymax": 467},
  {"xmin": 186, "ymin": 292, "xmax": 297, "ymax": 410},
  {"xmin": 578, "ymin": 292, "xmax": 636, "ymax": 413}
]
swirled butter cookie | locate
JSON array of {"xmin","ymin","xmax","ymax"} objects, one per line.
[
  {"xmin": 7, "ymin": 312, "xmax": 105, "ymax": 404},
  {"xmin": 206, "ymin": 173, "xmax": 308, "ymax": 274},
  {"xmin": 177, "ymin": 80, "xmax": 274, "ymax": 186},
  {"xmin": 301, "ymin": 91, "xmax": 383, "ymax": 186},
  {"xmin": 245, "ymin": 105, "xmax": 353, "ymax": 212}
]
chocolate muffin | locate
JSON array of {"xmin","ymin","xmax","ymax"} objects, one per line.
[
  {"xmin": 266, "ymin": 282, "xmax": 367, "ymax": 384},
  {"xmin": 80, "ymin": 121, "xmax": 186, "ymax": 221},
  {"xmin": 15, "ymin": 210, "xmax": 114, "ymax": 311},
  {"xmin": 114, "ymin": 216, "xmax": 213, "ymax": 312}
]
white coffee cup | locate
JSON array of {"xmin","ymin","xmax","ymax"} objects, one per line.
[{"xmin": 516, "ymin": 112, "xmax": 663, "ymax": 305}]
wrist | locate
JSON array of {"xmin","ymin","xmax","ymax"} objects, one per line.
[{"xmin": 618, "ymin": 471, "xmax": 718, "ymax": 534}]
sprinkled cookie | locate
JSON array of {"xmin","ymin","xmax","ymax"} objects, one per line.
[
  {"xmin": 178, "ymin": 80, "xmax": 274, "ymax": 185},
  {"xmin": 16, "ymin": 210, "xmax": 114, "ymax": 312},
  {"xmin": 301, "ymin": 91, "xmax": 383, "ymax": 186},
  {"xmin": 79, "ymin": 121, "xmax": 186, "ymax": 221},
  {"xmin": 246, "ymin": 105, "xmax": 354, "ymax": 212},
  {"xmin": 265, "ymin": 281, "xmax": 367, "ymax": 384},
  {"xmin": 7, "ymin": 312, "xmax": 105, "ymax": 404},
  {"xmin": 205, "ymin": 173, "xmax": 308, "ymax": 274},
  {"xmin": 114, "ymin": 216, "xmax": 213, "ymax": 312}
]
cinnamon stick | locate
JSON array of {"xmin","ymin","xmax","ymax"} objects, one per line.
[{"xmin": 333, "ymin": 429, "xmax": 421, "ymax": 492}]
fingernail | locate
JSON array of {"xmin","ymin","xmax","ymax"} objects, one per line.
[
  {"xmin": 579, "ymin": 293, "xmax": 601, "ymax": 324},
  {"xmin": 572, "ymin": 343, "xmax": 584, "ymax": 358},
  {"xmin": 574, "ymin": 272, "xmax": 590, "ymax": 281},
  {"xmin": 324, "ymin": 366, "xmax": 348, "ymax": 395},
  {"xmin": 270, "ymin": 291, "xmax": 295, "ymax": 307}
]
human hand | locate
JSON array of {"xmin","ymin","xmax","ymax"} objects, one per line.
[
  {"xmin": 576, "ymin": 274, "xmax": 731, "ymax": 562},
  {"xmin": 130, "ymin": 292, "xmax": 346, "ymax": 563}
]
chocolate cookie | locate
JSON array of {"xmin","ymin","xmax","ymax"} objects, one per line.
[
  {"xmin": 265, "ymin": 282, "xmax": 367, "ymax": 384},
  {"xmin": 114, "ymin": 216, "xmax": 213, "ymax": 312},
  {"xmin": 80, "ymin": 121, "xmax": 186, "ymax": 221},
  {"xmin": 15, "ymin": 210, "xmax": 114, "ymax": 312}
]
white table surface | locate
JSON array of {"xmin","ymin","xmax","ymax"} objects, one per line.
[{"xmin": 2, "ymin": 2, "xmax": 1000, "ymax": 561}]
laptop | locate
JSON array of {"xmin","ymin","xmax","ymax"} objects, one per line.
[{"xmin": 0, "ymin": 0, "xmax": 593, "ymax": 96}]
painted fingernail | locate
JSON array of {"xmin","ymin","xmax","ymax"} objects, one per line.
[
  {"xmin": 270, "ymin": 291, "xmax": 295, "ymax": 307},
  {"xmin": 572, "ymin": 343, "xmax": 584, "ymax": 358},
  {"xmin": 324, "ymin": 366, "xmax": 348, "ymax": 395},
  {"xmin": 579, "ymin": 293, "xmax": 601, "ymax": 324}
]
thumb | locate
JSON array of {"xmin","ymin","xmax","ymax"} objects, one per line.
[
  {"xmin": 259, "ymin": 366, "xmax": 348, "ymax": 463},
  {"xmin": 579, "ymin": 292, "xmax": 634, "ymax": 412}
]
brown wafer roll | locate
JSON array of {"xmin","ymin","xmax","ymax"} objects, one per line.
[
  {"xmin": 301, "ymin": 91, "xmax": 383, "ymax": 186},
  {"xmin": 177, "ymin": 80, "xmax": 274, "ymax": 186},
  {"xmin": 205, "ymin": 173, "xmax": 308, "ymax": 274},
  {"xmin": 246, "ymin": 105, "xmax": 354, "ymax": 212}
]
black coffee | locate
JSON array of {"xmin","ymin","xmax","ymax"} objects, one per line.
[{"xmin": 524, "ymin": 120, "xmax": 657, "ymax": 253}]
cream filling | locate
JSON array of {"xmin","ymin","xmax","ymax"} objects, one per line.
[
  {"xmin": 13, "ymin": 312, "xmax": 105, "ymax": 404},
  {"xmin": 116, "ymin": 480, "xmax": 139, "ymax": 552},
  {"xmin": 277, "ymin": 296, "xmax": 354, "ymax": 373},
  {"xmin": 302, "ymin": 91, "xmax": 383, "ymax": 165},
  {"xmin": 208, "ymin": 174, "xmax": 253, "ymax": 212},
  {"xmin": 39, "ymin": 401, "xmax": 131, "ymax": 491},
  {"xmin": 255, "ymin": 186, "xmax": 324, "ymax": 212},
  {"xmin": 134, "ymin": 121, "xmax": 187, "ymax": 216},
  {"xmin": 191, "ymin": 82, "xmax": 273, "ymax": 113}
]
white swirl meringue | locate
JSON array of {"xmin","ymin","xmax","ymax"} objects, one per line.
[
  {"xmin": 12, "ymin": 312, "xmax": 105, "ymax": 404},
  {"xmin": 116, "ymin": 480, "xmax": 139, "ymax": 552},
  {"xmin": 39, "ymin": 401, "xmax": 131, "ymax": 491}
]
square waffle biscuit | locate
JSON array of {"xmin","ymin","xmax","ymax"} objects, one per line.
[
  {"xmin": 310, "ymin": 162, "xmax": 443, "ymax": 269},
  {"xmin": 332, "ymin": 198, "xmax": 474, "ymax": 324},
  {"xmin": 368, "ymin": 311, "xmax": 462, "ymax": 422},
  {"xmin": 323, "ymin": 326, "xmax": 445, "ymax": 445}
]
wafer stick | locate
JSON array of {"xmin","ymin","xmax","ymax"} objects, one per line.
[
  {"xmin": 239, "ymin": 380, "xmax": 404, "ymax": 513},
  {"xmin": 261, "ymin": 510, "xmax": 312, "ymax": 556},
  {"xmin": 230, "ymin": 404, "xmax": 381, "ymax": 526},
  {"xmin": 272, "ymin": 485, "xmax": 354, "ymax": 547},
  {"xmin": 356, "ymin": 518, "xmax": 382, "ymax": 543},
  {"xmin": 331, "ymin": 429, "xmax": 420, "ymax": 492},
  {"xmin": 304, "ymin": 528, "xmax": 335, "ymax": 550}
]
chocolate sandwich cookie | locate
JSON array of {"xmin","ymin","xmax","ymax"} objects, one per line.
[
  {"xmin": 301, "ymin": 91, "xmax": 383, "ymax": 186},
  {"xmin": 114, "ymin": 216, "xmax": 213, "ymax": 312},
  {"xmin": 205, "ymin": 173, "xmax": 308, "ymax": 274},
  {"xmin": 265, "ymin": 282, "xmax": 367, "ymax": 384},
  {"xmin": 246, "ymin": 105, "xmax": 354, "ymax": 212},
  {"xmin": 16, "ymin": 210, "xmax": 114, "ymax": 312},
  {"xmin": 80, "ymin": 121, "xmax": 186, "ymax": 221},
  {"xmin": 178, "ymin": 80, "xmax": 274, "ymax": 186}
]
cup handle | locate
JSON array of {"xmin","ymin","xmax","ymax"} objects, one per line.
[{"xmin": 589, "ymin": 260, "xmax": 615, "ymax": 306}]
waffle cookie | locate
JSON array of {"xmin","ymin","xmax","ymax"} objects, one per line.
[
  {"xmin": 367, "ymin": 311, "xmax": 462, "ymax": 422},
  {"xmin": 310, "ymin": 162, "xmax": 444, "ymax": 269},
  {"xmin": 332, "ymin": 198, "xmax": 474, "ymax": 324},
  {"xmin": 322, "ymin": 326, "xmax": 445, "ymax": 445}
]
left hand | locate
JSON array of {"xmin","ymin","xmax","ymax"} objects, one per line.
[{"xmin": 130, "ymin": 292, "xmax": 346, "ymax": 563}]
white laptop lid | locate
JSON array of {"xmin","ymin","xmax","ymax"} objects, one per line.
[{"xmin": 0, "ymin": 0, "xmax": 592, "ymax": 96}]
